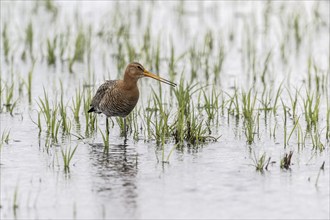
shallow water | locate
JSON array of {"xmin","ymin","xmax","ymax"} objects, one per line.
[{"xmin": 1, "ymin": 1, "xmax": 329, "ymax": 219}]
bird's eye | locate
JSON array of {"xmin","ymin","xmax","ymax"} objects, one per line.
[{"xmin": 137, "ymin": 66, "xmax": 144, "ymax": 71}]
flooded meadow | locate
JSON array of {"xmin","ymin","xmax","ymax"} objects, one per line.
[{"xmin": 0, "ymin": 1, "xmax": 329, "ymax": 219}]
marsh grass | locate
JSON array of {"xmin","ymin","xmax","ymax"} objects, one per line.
[
  {"xmin": 261, "ymin": 50, "xmax": 272, "ymax": 85},
  {"xmin": 2, "ymin": 22, "xmax": 10, "ymax": 63},
  {"xmin": 50, "ymin": 105, "xmax": 61, "ymax": 142},
  {"xmin": 83, "ymin": 90, "xmax": 97, "ymax": 136},
  {"xmin": 71, "ymin": 88, "xmax": 83, "ymax": 121},
  {"xmin": 3, "ymin": 2, "xmax": 329, "ymax": 178},
  {"xmin": 44, "ymin": 0, "xmax": 58, "ymax": 17},
  {"xmin": 99, "ymin": 127, "xmax": 109, "ymax": 152},
  {"xmin": 69, "ymin": 29, "xmax": 86, "ymax": 73},
  {"xmin": 272, "ymin": 84, "xmax": 283, "ymax": 116},
  {"xmin": 280, "ymin": 151, "xmax": 293, "ymax": 170},
  {"xmin": 242, "ymin": 89, "xmax": 257, "ymax": 144},
  {"xmin": 303, "ymin": 92, "xmax": 320, "ymax": 130},
  {"xmin": 151, "ymin": 90, "xmax": 170, "ymax": 146},
  {"xmin": 281, "ymin": 100, "xmax": 288, "ymax": 147},
  {"xmin": 25, "ymin": 21, "xmax": 34, "ymax": 59},
  {"xmin": 162, "ymin": 144, "xmax": 178, "ymax": 163},
  {"xmin": 286, "ymin": 117, "xmax": 300, "ymax": 146},
  {"xmin": 185, "ymin": 102, "xmax": 209, "ymax": 145},
  {"xmin": 143, "ymin": 99, "xmax": 155, "ymax": 140},
  {"xmin": 37, "ymin": 89, "xmax": 61, "ymax": 142},
  {"xmin": 59, "ymin": 93, "xmax": 71, "ymax": 135},
  {"xmin": 116, "ymin": 117, "xmax": 126, "ymax": 137},
  {"xmin": 213, "ymin": 41, "xmax": 225, "ymax": 83},
  {"xmin": 251, "ymin": 152, "xmax": 271, "ymax": 172},
  {"xmin": 226, "ymin": 88, "xmax": 240, "ymax": 118},
  {"xmin": 47, "ymin": 37, "xmax": 57, "ymax": 66},
  {"xmin": 310, "ymin": 128, "xmax": 324, "ymax": 152},
  {"xmin": 173, "ymin": 78, "xmax": 199, "ymax": 140},
  {"xmin": 259, "ymin": 88, "xmax": 272, "ymax": 112},
  {"xmin": 3, "ymin": 82, "xmax": 17, "ymax": 116},
  {"xmin": 200, "ymin": 86, "xmax": 221, "ymax": 126},
  {"xmin": 0, "ymin": 129, "xmax": 10, "ymax": 147},
  {"xmin": 26, "ymin": 63, "xmax": 34, "ymax": 104},
  {"xmin": 4, "ymin": 83, "xmax": 14, "ymax": 107},
  {"xmin": 37, "ymin": 89, "xmax": 52, "ymax": 128},
  {"xmin": 287, "ymin": 88, "xmax": 299, "ymax": 120},
  {"xmin": 61, "ymin": 144, "xmax": 78, "ymax": 172}
]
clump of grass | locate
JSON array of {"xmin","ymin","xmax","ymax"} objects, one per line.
[
  {"xmin": 151, "ymin": 90, "xmax": 171, "ymax": 146},
  {"xmin": 2, "ymin": 22, "xmax": 10, "ymax": 63},
  {"xmin": 287, "ymin": 88, "xmax": 299, "ymax": 120},
  {"xmin": 37, "ymin": 89, "xmax": 61, "ymax": 142},
  {"xmin": 4, "ymin": 83, "xmax": 14, "ymax": 107},
  {"xmin": 83, "ymin": 89, "xmax": 97, "ymax": 136},
  {"xmin": 162, "ymin": 144, "xmax": 178, "ymax": 164},
  {"xmin": 226, "ymin": 88, "xmax": 240, "ymax": 118},
  {"xmin": 281, "ymin": 100, "xmax": 288, "ymax": 147},
  {"xmin": 50, "ymin": 105, "xmax": 61, "ymax": 142},
  {"xmin": 143, "ymin": 99, "xmax": 155, "ymax": 140},
  {"xmin": 185, "ymin": 103, "xmax": 210, "ymax": 145},
  {"xmin": 310, "ymin": 128, "xmax": 324, "ymax": 152},
  {"xmin": 69, "ymin": 29, "xmax": 86, "ymax": 73},
  {"xmin": 261, "ymin": 50, "xmax": 272, "ymax": 85},
  {"xmin": 259, "ymin": 88, "xmax": 272, "ymax": 113},
  {"xmin": 59, "ymin": 92, "xmax": 71, "ymax": 135},
  {"xmin": 0, "ymin": 129, "xmax": 10, "ymax": 147},
  {"xmin": 47, "ymin": 37, "xmax": 57, "ymax": 66},
  {"xmin": 71, "ymin": 88, "xmax": 83, "ymax": 121},
  {"xmin": 172, "ymin": 78, "xmax": 198, "ymax": 144},
  {"xmin": 153, "ymin": 36, "xmax": 161, "ymax": 73},
  {"xmin": 272, "ymin": 84, "xmax": 283, "ymax": 116},
  {"xmin": 200, "ymin": 86, "xmax": 221, "ymax": 127},
  {"xmin": 25, "ymin": 21, "xmax": 34, "ymax": 59},
  {"xmin": 3, "ymin": 82, "xmax": 17, "ymax": 116},
  {"xmin": 293, "ymin": 14, "xmax": 302, "ymax": 50},
  {"xmin": 44, "ymin": 0, "xmax": 58, "ymax": 17},
  {"xmin": 130, "ymin": 109, "xmax": 139, "ymax": 141},
  {"xmin": 286, "ymin": 117, "xmax": 300, "ymax": 146},
  {"xmin": 213, "ymin": 41, "xmax": 225, "ymax": 83},
  {"xmin": 61, "ymin": 145, "xmax": 78, "ymax": 172},
  {"xmin": 37, "ymin": 89, "xmax": 51, "ymax": 127},
  {"xmin": 303, "ymin": 92, "xmax": 320, "ymax": 130},
  {"xmin": 242, "ymin": 89, "xmax": 257, "ymax": 144},
  {"xmin": 280, "ymin": 151, "xmax": 293, "ymax": 170},
  {"xmin": 251, "ymin": 152, "xmax": 271, "ymax": 172},
  {"xmin": 116, "ymin": 117, "xmax": 126, "ymax": 137},
  {"xmin": 25, "ymin": 63, "xmax": 34, "ymax": 104},
  {"xmin": 99, "ymin": 119, "xmax": 110, "ymax": 152}
]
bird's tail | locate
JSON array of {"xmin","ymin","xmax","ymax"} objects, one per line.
[
  {"xmin": 88, "ymin": 106, "xmax": 102, "ymax": 114},
  {"xmin": 88, "ymin": 107, "xmax": 95, "ymax": 113}
]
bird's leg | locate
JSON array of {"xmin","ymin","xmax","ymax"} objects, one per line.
[
  {"xmin": 106, "ymin": 117, "xmax": 109, "ymax": 137},
  {"xmin": 123, "ymin": 117, "xmax": 127, "ymax": 140}
]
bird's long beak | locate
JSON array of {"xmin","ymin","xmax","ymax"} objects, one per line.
[{"xmin": 144, "ymin": 70, "xmax": 176, "ymax": 87}]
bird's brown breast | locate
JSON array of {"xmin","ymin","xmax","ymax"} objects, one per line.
[{"xmin": 99, "ymin": 80, "xmax": 139, "ymax": 117}]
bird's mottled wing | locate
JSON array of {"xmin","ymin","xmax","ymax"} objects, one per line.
[{"xmin": 90, "ymin": 80, "xmax": 117, "ymax": 113}]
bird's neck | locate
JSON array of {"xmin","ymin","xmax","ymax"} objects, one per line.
[{"xmin": 123, "ymin": 74, "xmax": 138, "ymax": 90}]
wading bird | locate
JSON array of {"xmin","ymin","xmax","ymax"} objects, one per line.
[{"xmin": 88, "ymin": 62, "xmax": 176, "ymax": 139}]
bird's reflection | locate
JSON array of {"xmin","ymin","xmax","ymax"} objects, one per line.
[{"xmin": 89, "ymin": 140, "xmax": 138, "ymax": 214}]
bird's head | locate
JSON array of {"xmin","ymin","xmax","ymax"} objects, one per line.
[{"xmin": 125, "ymin": 62, "xmax": 176, "ymax": 87}]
